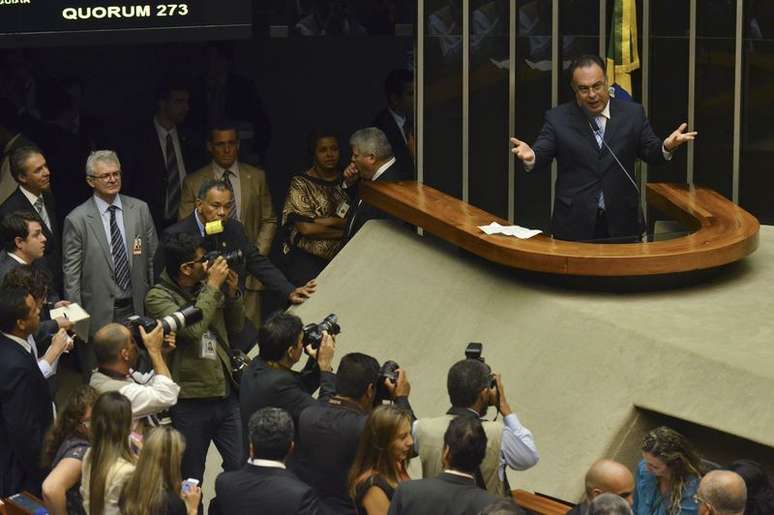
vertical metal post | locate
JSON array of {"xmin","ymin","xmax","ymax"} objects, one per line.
[
  {"xmin": 551, "ymin": 0, "xmax": 559, "ymax": 207},
  {"xmin": 599, "ymin": 0, "xmax": 607, "ymax": 58},
  {"xmin": 508, "ymin": 0, "xmax": 516, "ymax": 222},
  {"xmin": 732, "ymin": 0, "xmax": 743, "ymax": 204},
  {"xmin": 641, "ymin": 0, "xmax": 650, "ymax": 209},
  {"xmin": 462, "ymin": 0, "xmax": 470, "ymax": 202},
  {"xmin": 687, "ymin": 0, "xmax": 696, "ymax": 184},
  {"xmin": 417, "ymin": 0, "xmax": 424, "ymax": 187}
]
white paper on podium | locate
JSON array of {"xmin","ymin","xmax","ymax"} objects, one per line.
[
  {"xmin": 50, "ymin": 303, "xmax": 91, "ymax": 341},
  {"xmin": 478, "ymin": 222, "xmax": 542, "ymax": 239}
]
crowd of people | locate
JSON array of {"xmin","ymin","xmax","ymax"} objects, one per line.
[{"xmin": 0, "ymin": 48, "xmax": 770, "ymax": 515}]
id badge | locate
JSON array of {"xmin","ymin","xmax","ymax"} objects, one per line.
[
  {"xmin": 132, "ymin": 237, "xmax": 143, "ymax": 256},
  {"xmin": 199, "ymin": 331, "xmax": 218, "ymax": 360},
  {"xmin": 336, "ymin": 201, "xmax": 350, "ymax": 218}
]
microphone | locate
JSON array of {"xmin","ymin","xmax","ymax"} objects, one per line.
[{"xmin": 588, "ymin": 117, "xmax": 640, "ymax": 194}]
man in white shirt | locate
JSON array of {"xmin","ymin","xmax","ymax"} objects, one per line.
[{"xmin": 89, "ymin": 322, "xmax": 180, "ymax": 426}]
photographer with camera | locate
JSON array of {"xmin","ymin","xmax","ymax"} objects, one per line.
[
  {"xmin": 144, "ymin": 231, "xmax": 246, "ymax": 489},
  {"xmin": 89, "ymin": 321, "xmax": 180, "ymax": 428},
  {"xmin": 240, "ymin": 312, "xmax": 336, "ymax": 444},
  {"xmin": 291, "ymin": 352, "xmax": 414, "ymax": 514},
  {"xmin": 413, "ymin": 349, "xmax": 539, "ymax": 496}
]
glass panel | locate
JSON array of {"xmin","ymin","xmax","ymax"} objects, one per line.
[
  {"xmin": 514, "ymin": 0, "xmax": 553, "ymax": 230},
  {"xmin": 559, "ymin": 0, "xmax": 600, "ymax": 104},
  {"xmin": 647, "ymin": 0, "xmax": 690, "ymax": 184},
  {"xmin": 468, "ymin": 0, "xmax": 510, "ymax": 218},
  {"xmin": 423, "ymin": 0, "xmax": 463, "ymax": 199},
  {"xmin": 739, "ymin": 0, "xmax": 774, "ymax": 223},
  {"xmin": 692, "ymin": 0, "xmax": 735, "ymax": 198}
]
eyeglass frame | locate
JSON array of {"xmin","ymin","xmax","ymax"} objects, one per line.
[
  {"xmin": 692, "ymin": 493, "xmax": 712, "ymax": 510},
  {"xmin": 87, "ymin": 171, "xmax": 122, "ymax": 182},
  {"xmin": 574, "ymin": 80, "xmax": 608, "ymax": 97}
]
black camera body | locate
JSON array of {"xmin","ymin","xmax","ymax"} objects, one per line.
[
  {"xmin": 202, "ymin": 249, "xmax": 244, "ymax": 268},
  {"xmin": 302, "ymin": 314, "xmax": 341, "ymax": 350},
  {"xmin": 124, "ymin": 305, "xmax": 203, "ymax": 348},
  {"xmin": 374, "ymin": 360, "xmax": 400, "ymax": 404}
]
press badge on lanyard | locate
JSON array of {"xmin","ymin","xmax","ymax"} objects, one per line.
[{"xmin": 199, "ymin": 331, "xmax": 218, "ymax": 360}]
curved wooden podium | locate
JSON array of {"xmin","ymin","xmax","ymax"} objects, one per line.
[{"xmin": 359, "ymin": 181, "xmax": 759, "ymax": 276}]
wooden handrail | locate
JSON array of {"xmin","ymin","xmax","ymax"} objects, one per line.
[
  {"xmin": 512, "ymin": 489, "xmax": 572, "ymax": 515},
  {"xmin": 359, "ymin": 181, "xmax": 759, "ymax": 276}
]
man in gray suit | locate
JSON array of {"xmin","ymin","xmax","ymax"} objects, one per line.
[{"xmin": 63, "ymin": 150, "xmax": 158, "ymax": 374}]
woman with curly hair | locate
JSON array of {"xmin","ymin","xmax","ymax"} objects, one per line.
[
  {"xmin": 41, "ymin": 385, "xmax": 99, "ymax": 515},
  {"xmin": 726, "ymin": 459, "xmax": 774, "ymax": 515},
  {"xmin": 119, "ymin": 426, "xmax": 200, "ymax": 515},
  {"xmin": 633, "ymin": 426, "xmax": 704, "ymax": 515},
  {"xmin": 348, "ymin": 405, "xmax": 414, "ymax": 515}
]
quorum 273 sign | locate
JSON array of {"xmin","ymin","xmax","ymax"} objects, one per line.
[{"xmin": 0, "ymin": 1, "xmax": 251, "ymax": 46}]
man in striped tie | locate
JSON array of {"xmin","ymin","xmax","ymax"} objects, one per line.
[{"xmin": 63, "ymin": 150, "xmax": 158, "ymax": 376}]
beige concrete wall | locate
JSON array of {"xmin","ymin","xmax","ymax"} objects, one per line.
[{"xmin": 288, "ymin": 221, "xmax": 774, "ymax": 502}]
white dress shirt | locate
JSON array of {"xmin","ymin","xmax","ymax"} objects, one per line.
[
  {"xmin": 247, "ymin": 458, "xmax": 286, "ymax": 469},
  {"xmin": 154, "ymin": 117, "xmax": 188, "ymax": 178},
  {"xmin": 19, "ymin": 186, "xmax": 51, "ymax": 231},
  {"xmin": 93, "ymin": 194, "xmax": 128, "ymax": 257},
  {"xmin": 388, "ymin": 107, "xmax": 408, "ymax": 144},
  {"xmin": 212, "ymin": 161, "xmax": 242, "ymax": 220},
  {"xmin": 371, "ymin": 157, "xmax": 397, "ymax": 183}
]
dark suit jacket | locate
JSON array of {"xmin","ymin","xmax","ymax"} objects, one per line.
[
  {"xmin": 124, "ymin": 122, "xmax": 205, "ymax": 229},
  {"xmin": 0, "ymin": 251, "xmax": 59, "ymax": 343},
  {"xmin": 212, "ymin": 464, "xmax": 329, "ymax": 515},
  {"xmin": 371, "ymin": 108, "xmax": 414, "ymax": 180},
  {"xmin": 0, "ymin": 187, "xmax": 62, "ymax": 295},
  {"xmin": 388, "ymin": 472, "xmax": 505, "ymax": 515},
  {"xmin": 345, "ymin": 160, "xmax": 410, "ymax": 239},
  {"xmin": 531, "ymin": 99, "xmax": 666, "ymax": 241},
  {"xmin": 159, "ymin": 214, "xmax": 294, "ymax": 299},
  {"xmin": 291, "ymin": 398, "xmax": 368, "ymax": 514},
  {"xmin": 240, "ymin": 356, "xmax": 336, "ymax": 450},
  {"xmin": 0, "ymin": 333, "xmax": 54, "ymax": 498}
]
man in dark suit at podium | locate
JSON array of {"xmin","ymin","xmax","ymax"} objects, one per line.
[
  {"xmin": 372, "ymin": 69, "xmax": 415, "ymax": 178},
  {"xmin": 343, "ymin": 127, "xmax": 410, "ymax": 239},
  {"xmin": 510, "ymin": 54, "xmax": 697, "ymax": 242},
  {"xmin": 0, "ymin": 146, "xmax": 62, "ymax": 295}
]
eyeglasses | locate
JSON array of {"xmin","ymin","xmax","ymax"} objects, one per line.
[
  {"xmin": 575, "ymin": 82, "xmax": 607, "ymax": 96},
  {"xmin": 88, "ymin": 171, "xmax": 122, "ymax": 182}
]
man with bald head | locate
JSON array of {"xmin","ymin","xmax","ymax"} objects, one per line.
[
  {"xmin": 568, "ymin": 459, "xmax": 635, "ymax": 515},
  {"xmin": 89, "ymin": 321, "xmax": 180, "ymax": 425},
  {"xmin": 696, "ymin": 470, "xmax": 746, "ymax": 515}
]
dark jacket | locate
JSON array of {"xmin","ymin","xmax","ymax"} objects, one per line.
[
  {"xmin": 387, "ymin": 472, "xmax": 507, "ymax": 515},
  {"xmin": 123, "ymin": 122, "xmax": 205, "ymax": 229},
  {"xmin": 345, "ymin": 160, "xmax": 410, "ymax": 239},
  {"xmin": 240, "ymin": 356, "xmax": 336, "ymax": 448},
  {"xmin": 159, "ymin": 214, "xmax": 294, "ymax": 299},
  {"xmin": 144, "ymin": 271, "xmax": 244, "ymax": 399},
  {"xmin": 0, "ymin": 333, "xmax": 54, "ymax": 497},
  {"xmin": 0, "ymin": 187, "xmax": 62, "ymax": 295},
  {"xmin": 371, "ymin": 108, "xmax": 414, "ymax": 180},
  {"xmin": 531, "ymin": 99, "xmax": 666, "ymax": 241},
  {"xmin": 212, "ymin": 464, "xmax": 329, "ymax": 515}
]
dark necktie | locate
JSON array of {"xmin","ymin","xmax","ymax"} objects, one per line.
[
  {"xmin": 222, "ymin": 170, "xmax": 238, "ymax": 219},
  {"xmin": 108, "ymin": 205, "xmax": 131, "ymax": 291},
  {"xmin": 165, "ymin": 133, "xmax": 181, "ymax": 220},
  {"xmin": 34, "ymin": 197, "xmax": 51, "ymax": 231}
]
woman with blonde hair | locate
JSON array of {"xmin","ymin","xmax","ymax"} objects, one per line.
[
  {"xmin": 633, "ymin": 426, "xmax": 704, "ymax": 515},
  {"xmin": 120, "ymin": 426, "xmax": 201, "ymax": 515},
  {"xmin": 41, "ymin": 385, "xmax": 99, "ymax": 515},
  {"xmin": 80, "ymin": 392, "xmax": 135, "ymax": 515},
  {"xmin": 348, "ymin": 405, "xmax": 414, "ymax": 515}
]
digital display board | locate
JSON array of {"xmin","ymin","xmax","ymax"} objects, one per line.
[{"xmin": 0, "ymin": 1, "xmax": 252, "ymax": 47}]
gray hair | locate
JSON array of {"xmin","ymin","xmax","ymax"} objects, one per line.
[
  {"xmin": 588, "ymin": 493, "xmax": 633, "ymax": 515},
  {"xmin": 196, "ymin": 178, "xmax": 233, "ymax": 200},
  {"xmin": 701, "ymin": 470, "xmax": 747, "ymax": 515},
  {"xmin": 349, "ymin": 127, "xmax": 393, "ymax": 162},
  {"xmin": 85, "ymin": 150, "xmax": 121, "ymax": 177},
  {"xmin": 248, "ymin": 407, "xmax": 294, "ymax": 461},
  {"xmin": 9, "ymin": 145, "xmax": 43, "ymax": 182}
]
